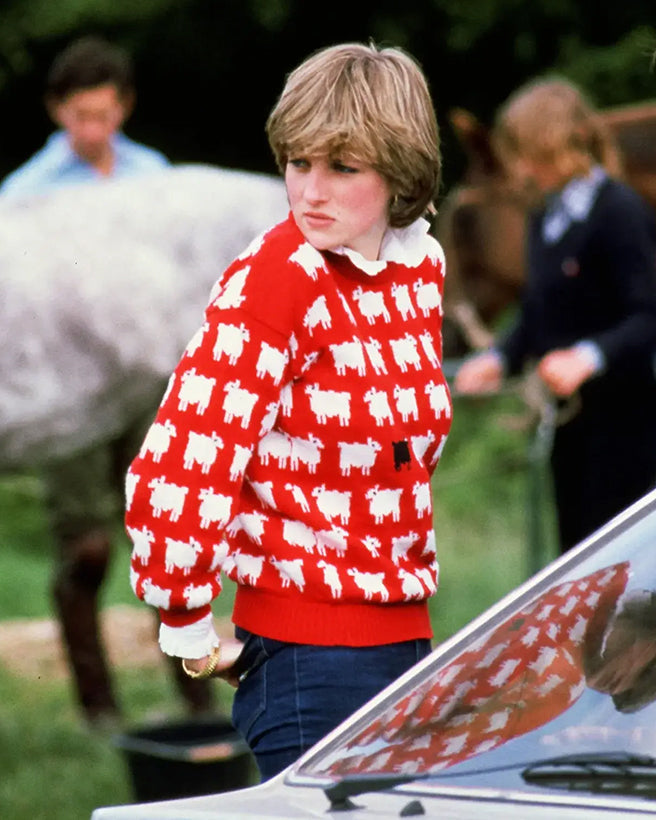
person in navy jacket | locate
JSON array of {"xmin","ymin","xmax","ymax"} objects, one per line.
[{"xmin": 456, "ymin": 77, "xmax": 656, "ymax": 553}]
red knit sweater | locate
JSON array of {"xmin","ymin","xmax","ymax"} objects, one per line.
[{"xmin": 126, "ymin": 213, "xmax": 452, "ymax": 647}]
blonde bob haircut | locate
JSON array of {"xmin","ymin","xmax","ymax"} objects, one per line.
[
  {"xmin": 492, "ymin": 77, "xmax": 623, "ymax": 183},
  {"xmin": 266, "ymin": 42, "xmax": 441, "ymax": 228}
]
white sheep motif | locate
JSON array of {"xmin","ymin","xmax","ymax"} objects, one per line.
[
  {"xmin": 312, "ymin": 485, "xmax": 352, "ymax": 525},
  {"xmin": 213, "ymin": 322, "xmax": 250, "ymax": 365},
  {"xmin": 329, "ymin": 337, "xmax": 367, "ymax": 376},
  {"xmin": 222, "ymin": 379, "xmax": 258, "ymax": 428},
  {"xmin": 425, "ymin": 381, "xmax": 452, "ymax": 420},
  {"xmin": 197, "ymin": 487, "xmax": 232, "ymax": 528},
  {"xmin": 361, "ymin": 535, "xmax": 381, "ymax": 558},
  {"xmin": 139, "ymin": 419, "xmax": 177, "ymax": 462},
  {"xmin": 389, "ymin": 333, "xmax": 421, "ymax": 373},
  {"xmin": 248, "ymin": 479, "xmax": 276, "ymax": 508},
  {"xmin": 289, "ymin": 434, "xmax": 324, "ymax": 472},
  {"xmin": 365, "ymin": 485, "xmax": 402, "ymax": 524},
  {"xmin": 231, "ymin": 549, "xmax": 265, "ymax": 584},
  {"xmin": 164, "ymin": 536, "xmax": 202, "ymax": 574},
  {"xmin": 284, "ymin": 483, "xmax": 310, "ymax": 512},
  {"xmin": 305, "ymin": 384, "xmax": 351, "ymax": 426},
  {"xmin": 127, "ymin": 525, "xmax": 155, "ymax": 564},
  {"xmin": 183, "ymin": 581, "xmax": 214, "ymax": 609},
  {"xmin": 257, "ymin": 431, "xmax": 292, "ymax": 468},
  {"xmin": 317, "ymin": 560, "xmax": 342, "ymax": 598},
  {"xmin": 256, "ymin": 342, "xmax": 288, "ymax": 384},
  {"xmin": 410, "ymin": 431, "xmax": 436, "ymax": 462},
  {"xmin": 364, "ymin": 338, "xmax": 388, "ymax": 375},
  {"xmin": 398, "ymin": 568, "xmax": 425, "ymax": 600},
  {"xmin": 316, "ymin": 525, "xmax": 349, "ymax": 557},
  {"xmin": 282, "ymin": 519, "xmax": 317, "ymax": 552},
  {"xmin": 125, "ymin": 471, "xmax": 140, "ymax": 510},
  {"xmin": 415, "ymin": 565, "xmax": 438, "ymax": 594},
  {"xmin": 184, "ymin": 322, "xmax": 210, "ymax": 357},
  {"xmin": 303, "ymin": 295, "xmax": 332, "ymax": 334},
  {"xmin": 337, "ymin": 438, "xmax": 382, "ymax": 476},
  {"xmin": 363, "ymin": 387, "xmax": 394, "ymax": 426},
  {"xmin": 259, "ymin": 400, "xmax": 280, "ymax": 436},
  {"xmin": 391, "ymin": 531, "xmax": 419, "ymax": 565},
  {"xmin": 270, "ymin": 556, "xmax": 305, "ymax": 591},
  {"xmin": 226, "ymin": 511, "xmax": 268, "ymax": 545},
  {"xmin": 352, "ymin": 286, "xmax": 391, "ymax": 324},
  {"xmin": 211, "ymin": 265, "xmax": 250, "ymax": 310},
  {"xmin": 229, "ymin": 443, "xmax": 252, "ymax": 481},
  {"xmin": 183, "ymin": 431, "xmax": 224, "ymax": 473},
  {"xmin": 141, "ymin": 578, "xmax": 171, "ymax": 608},
  {"xmin": 178, "ymin": 368, "xmax": 216, "ymax": 414},
  {"xmin": 413, "ymin": 278, "xmax": 442, "ymax": 317},
  {"xmin": 347, "ymin": 568, "xmax": 389, "ymax": 601},
  {"xmin": 289, "ymin": 242, "xmax": 327, "ymax": 280},
  {"xmin": 148, "ymin": 477, "xmax": 188, "ymax": 521},
  {"xmin": 418, "ymin": 330, "xmax": 440, "ymax": 367},
  {"xmin": 393, "ymin": 386, "xmax": 419, "ymax": 422},
  {"xmin": 412, "ymin": 482, "xmax": 432, "ymax": 517},
  {"xmin": 391, "ymin": 282, "xmax": 417, "ymax": 320}
]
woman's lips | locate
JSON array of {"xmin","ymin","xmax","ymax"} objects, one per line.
[{"xmin": 304, "ymin": 212, "xmax": 334, "ymax": 228}]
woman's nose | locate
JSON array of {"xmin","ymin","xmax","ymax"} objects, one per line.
[{"xmin": 304, "ymin": 168, "xmax": 328, "ymax": 202}]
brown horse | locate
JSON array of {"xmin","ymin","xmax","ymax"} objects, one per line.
[{"xmin": 437, "ymin": 100, "xmax": 656, "ymax": 358}]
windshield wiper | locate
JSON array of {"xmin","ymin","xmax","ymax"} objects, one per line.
[
  {"xmin": 324, "ymin": 773, "xmax": 422, "ymax": 810},
  {"xmin": 522, "ymin": 752, "xmax": 656, "ymax": 798}
]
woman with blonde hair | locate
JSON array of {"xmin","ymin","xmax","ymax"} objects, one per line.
[
  {"xmin": 126, "ymin": 42, "xmax": 451, "ymax": 779},
  {"xmin": 456, "ymin": 77, "xmax": 656, "ymax": 553}
]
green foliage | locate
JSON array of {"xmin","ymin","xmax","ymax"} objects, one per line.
[{"xmin": 558, "ymin": 26, "xmax": 656, "ymax": 105}]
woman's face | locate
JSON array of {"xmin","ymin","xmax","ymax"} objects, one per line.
[
  {"xmin": 514, "ymin": 154, "xmax": 566, "ymax": 195},
  {"xmin": 285, "ymin": 154, "xmax": 392, "ymax": 261}
]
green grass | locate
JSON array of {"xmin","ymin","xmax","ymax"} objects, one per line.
[{"xmin": 0, "ymin": 389, "xmax": 558, "ymax": 819}]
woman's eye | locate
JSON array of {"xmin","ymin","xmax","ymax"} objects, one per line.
[
  {"xmin": 333, "ymin": 161, "xmax": 358, "ymax": 174},
  {"xmin": 289, "ymin": 158, "xmax": 309, "ymax": 170}
]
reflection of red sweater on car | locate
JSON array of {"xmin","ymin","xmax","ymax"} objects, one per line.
[
  {"xmin": 126, "ymin": 213, "xmax": 452, "ymax": 653},
  {"xmin": 319, "ymin": 562, "xmax": 629, "ymax": 777}
]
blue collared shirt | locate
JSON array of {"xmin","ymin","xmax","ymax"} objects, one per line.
[{"xmin": 0, "ymin": 130, "xmax": 169, "ymax": 198}]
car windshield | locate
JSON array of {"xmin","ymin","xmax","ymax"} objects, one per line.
[{"xmin": 291, "ymin": 492, "xmax": 656, "ymax": 798}]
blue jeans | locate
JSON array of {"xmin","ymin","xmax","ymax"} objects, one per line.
[{"xmin": 231, "ymin": 628, "xmax": 431, "ymax": 781}]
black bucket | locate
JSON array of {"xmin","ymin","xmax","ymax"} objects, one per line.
[{"xmin": 113, "ymin": 716, "xmax": 256, "ymax": 802}]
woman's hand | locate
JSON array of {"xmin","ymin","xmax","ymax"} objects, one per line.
[
  {"xmin": 182, "ymin": 637, "xmax": 246, "ymax": 688},
  {"xmin": 454, "ymin": 351, "xmax": 503, "ymax": 394},
  {"xmin": 537, "ymin": 348, "xmax": 596, "ymax": 398}
]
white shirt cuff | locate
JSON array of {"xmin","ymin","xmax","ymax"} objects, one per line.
[
  {"xmin": 574, "ymin": 340, "xmax": 606, "ymax": 374},
  {"xmin": 158, "ymin": 612, "xmax": 220, "ymax": 658}
]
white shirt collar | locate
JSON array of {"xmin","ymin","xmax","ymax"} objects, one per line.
[
  {"xmin": 542, "ymin": 165, "xmax": 607, "ymax": 244},
  {"xmin": 333, "ymin": 217, "xmax": 434, "ymax": 276}
]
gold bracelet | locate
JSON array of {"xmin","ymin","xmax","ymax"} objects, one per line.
[{"xmin": 181, "ymin": 644, "xmax": 221, "ymax": 680}]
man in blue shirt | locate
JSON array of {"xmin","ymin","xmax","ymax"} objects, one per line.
[
  {"xmin": 1, "ymin": 35, "xmax": 213, "ymax": 728},
  {"xmin": 1, "ymin": 36, "xmax": 168, "ymax": 196}
]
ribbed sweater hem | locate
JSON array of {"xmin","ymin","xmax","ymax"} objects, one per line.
[{"xmin": 232, "ymin": 585, "xmax": 433, "ymax": 646}]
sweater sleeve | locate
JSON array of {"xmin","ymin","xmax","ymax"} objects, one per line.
[{"xmin": 126, "ymin": 246, "xmax": 296, "ymax": 637}]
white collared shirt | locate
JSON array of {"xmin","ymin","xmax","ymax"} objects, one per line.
[{"xmin": 542, "ymin": 165, "xmax": 607, "ymax": 244}]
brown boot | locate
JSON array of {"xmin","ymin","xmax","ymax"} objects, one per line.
[{"xmin": 52, "ymin": 528, "xmax": 121, "ymax": 726}]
